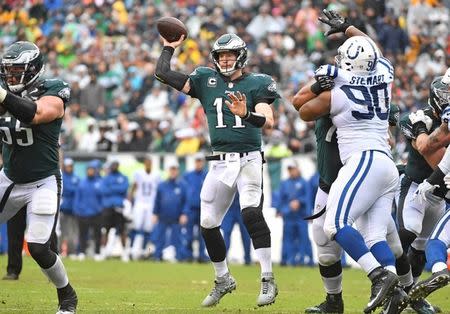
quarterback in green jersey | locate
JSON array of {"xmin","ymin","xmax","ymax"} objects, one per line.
[
  {"xmin": 156, "ymin": 33, "xmax": 279, "ymax": 307},
  {"xmin": 0, "ymin": 41, "xmax": 77, "ymax": 314}
]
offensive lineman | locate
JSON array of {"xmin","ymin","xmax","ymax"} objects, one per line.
[
  {"xmin": 155, "ymin": 33, "xmax": 279, "ymax": 307},
  {"xmin": 0, "ymin": 41, "xmax": 77, "ymax": 313},
  {"xmin": 295, "ymin": 12, "xmax": 400, "ymax": 312}
]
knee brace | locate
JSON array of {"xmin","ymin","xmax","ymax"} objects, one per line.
[
  {"xmin": 200, "ymin": 226, "xmax": 226, "ymax": 262},
  {"xmin": 319, "ymin": 261, "xmax": 342, "ymax": 278},
  {"xmin": 408, "ymin": 247, "xmax": 426, "ymax": 278},
  {"xmin": 241, "ymin": 205, "xmax": 270, "ymax": 249},
  {"xmin": 28, "ymin": 242, "xmax": 57, "ymax": 269}
]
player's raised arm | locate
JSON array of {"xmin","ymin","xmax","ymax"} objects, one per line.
[
  {"xmin": 154, "ymin": 35, "xmax": 191, "ymax": 94},
  {"xmin": 318, "ymin": 9, "xmax": 374, "ymax": 41}
]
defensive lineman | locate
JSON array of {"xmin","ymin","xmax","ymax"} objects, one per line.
[
  {"xmin": 0, "ymin": 41, "xmax": 77, "ymax": 313},
  {"xmin": 295, "ymin": 12, "xmax": 400, "ymax": 312},
  {"xmin": 155, "ymin": 32, "xmax": 279, "ymax": 307}
]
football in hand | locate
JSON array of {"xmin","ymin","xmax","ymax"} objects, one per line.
[{"xmin": 156, "ymin": 17, "xmax": 188, "ymax": 43}]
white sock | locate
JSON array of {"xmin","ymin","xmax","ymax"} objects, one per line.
[
  {"xmin": 398, "ymin": 269, "xmax": 413, "ymax": 288},
  {"xmin": 431, "ymin": 262, "xmax": 447, "ymax": 273},
  {"xmin": 254, "ymin": 247, "xmax": 272, "ymax": 275},
  {"xmin": 385, "ymin": 265, "xmax": 397, "ymax": 274},
  {"xmin": 357, "ymin": 252, "xmax": 381, "ymax": 274},
  {"xmin": 41, "ymin": 255, "xmax": 69, "ymax": 288},
  {"xmin": 213, "ymin": 260, "xmax": 229, "ymax": 277},
  {"xmin": 322, "ymin": 273, "xmax": 343, "ymax": 294}
]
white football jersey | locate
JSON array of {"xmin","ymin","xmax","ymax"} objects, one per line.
[
  {"xmin": 318, "ymin": 58, "xmax": 394, "ymax": 163},
  {"xmin": 133, "ymin": 170, "xmax": 160, "ymax": 206}
]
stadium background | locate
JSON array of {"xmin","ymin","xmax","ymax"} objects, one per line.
[{"xmin": 0, "ymin": 0, "xmax": 448, "ymax": 264}]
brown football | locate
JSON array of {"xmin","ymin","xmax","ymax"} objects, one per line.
[{"xmin": 156, "ymin": 17, "xmax": 188, "ymax": 43}]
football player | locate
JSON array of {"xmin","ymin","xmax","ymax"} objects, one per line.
[
  {"xmin": 128, "ymin": 156, "xmax": 160, "ymax": 260},
  {"xmin": 295, "ymin": 10, "xmax": 400, "ymax": 313},
  {"xmin": 155, "ymin": 33, "xmax": 279, "ymax": 307},
  {"xmin": 396, "ymin": 71, "xmax": 450, "ymax": 313},
  {"xmin": 0, "ymin": 41, "xmax": 77, "ymax": 313}
]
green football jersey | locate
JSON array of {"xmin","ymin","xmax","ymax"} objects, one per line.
[
  {"xmin": 316, "ymin": 104, "xmax": 400, "ymax": 187},
  {"xmin": 188, "ymin": 67, "xmax": 280, "ymax": 152},
  {"xmin": 399, "ymin": 107, "xmax": 440, "ymax": 183},
  {"xmin": 1, "ymin": 78, "xmax": 70, "ymax": 183}
]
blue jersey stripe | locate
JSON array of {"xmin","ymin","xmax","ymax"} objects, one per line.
[
  {"xmin": 332, "ymin": 66, "xmax": 338, "ymax": 78},
  {"xmin": 343, "ymin": 151, "xmax": 374, "ymax": 224},
  {"xmin": 327, "ymin": 65, "xmax": 332, "ymax": 76},
  {"xmin": 431, "ymin": 210, "xmax": 450, "ymax": 240},
  {"xmin": 335, "ymin": 151, "xmax": 367, "ymax": 231}
]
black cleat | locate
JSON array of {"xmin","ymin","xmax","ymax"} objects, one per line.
[
  {"xmin": 2, "ymin": 273, "xmax": 19, "ymax": 280},
  {"xmin": 364, "ymin": 268, "xmax": 399, "ymax": 313},
  {"xmin": 57, "ymin": 284, "xmax": 78, "ymax": 314},
  {"xmin": 305, "ymin": 292, "xmax": 344, "ymax": 313},
  {"xmin": 381, "ymin": 287, "xmax": 409, "ymax": 314},
  {"xmin": 409, "ymin": 269, "xmax": 449, "ymax": 302},
  {"xmin": 409, "ymin": 298, "xmax": 437, "ymax": 314}
]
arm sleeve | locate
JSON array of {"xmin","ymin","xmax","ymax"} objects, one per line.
[{"xmin": 254, "ymin": 76, "xmax": 281, "ymax": 105}]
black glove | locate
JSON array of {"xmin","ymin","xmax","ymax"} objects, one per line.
[
  {"xmin": 311, "ymin": 75, "xmax": 335, "ymax": 95},
  {"xmin": 318, "ymin": 9, "xmax": 351, "ymax": 36}
]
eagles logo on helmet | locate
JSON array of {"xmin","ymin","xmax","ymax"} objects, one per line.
[{"xmin": 0, "ymin": 41, "xmax": 44, "ymax": 94}]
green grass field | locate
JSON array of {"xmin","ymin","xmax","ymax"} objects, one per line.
[{"xmin": 0, "ymin": 256, "xmax": 448, "ymax": 313}]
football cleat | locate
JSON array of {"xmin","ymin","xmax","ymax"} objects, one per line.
[
  {"xmin": 2, "ymin": 273, "xmax": 19, "ymax": 280},
  {"xmin": 257, "ymin": 273, "xmax": 278, "ymax": 307},
  {"xmin": 381, "ymin": 287, "xmax": 409, "ymax": 314},
  {"xmin": 201, "ymin": 272, "xmax": 236, "ymax": 307},
  {"xmin": 56, "ymin": 284, "xmax": 78, "ymax": 314},
  {"xmin": 305, "ymin": 292, "xmax": 344, "ymax": 313},
  {"xmin": 364, "ymin": 268, "xmax": 398, "ymax": 313},
  {"xmin": 409, "ymin": 269, "xmax": 449, "ymax": 301}
]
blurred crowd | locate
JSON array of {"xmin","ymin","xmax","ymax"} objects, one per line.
[{"xmin": 0, "ymin": 0, "xmax": 449, "ymax": 160}]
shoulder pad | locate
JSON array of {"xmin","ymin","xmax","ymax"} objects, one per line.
[
  {"xmin": 31, "ymin": 79, "xmax": 71, "ymax": 102},
  {"xmin": 315, "ymin": 64, "xmax": 338, "ymax": 78},
  {"xmin": 189, "ymin": 67, "xmax": 215, "ymax": 76}
]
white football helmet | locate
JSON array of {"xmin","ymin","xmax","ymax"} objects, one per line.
[
  {"xmin": 211, "ymin": 34, "xmax": 248, "ymax": 76},
  {"xmin": 335, "ymin": 36, "xmax": 380, "ymax": 75}
]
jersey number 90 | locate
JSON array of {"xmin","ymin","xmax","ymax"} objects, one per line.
[{"xmin": 341, "ymin": 83, "xmax": 389, "ymax": 121}]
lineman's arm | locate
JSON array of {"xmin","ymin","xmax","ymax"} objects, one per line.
[
  {"xmin": 298, "ymin": 82, "xmax": 331, "ymax": 121},
  {"xmin": 155, "ymin": 35, "xmax": 191, "ymax": 94},
  {"xmin": 292, "ymin": 77, "xmax": 334, "ymax": 111},
  {"xmin": 415, "ymin": 123, "xmax": 450, "ymax": 155}
]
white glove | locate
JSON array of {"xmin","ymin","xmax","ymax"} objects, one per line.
[
  {"xmin": 444, "ymin": 173, "xmax": 450, "ymax": 189},
  {"xmin": 414, "ymin": 180, "xmax": 439, "ymax": 204},
  {"xmin": 409, "ymin": 110, "xmax": 433, "ymax": 131}
]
